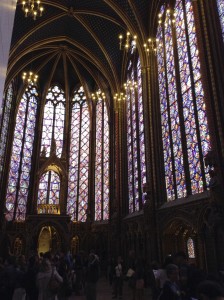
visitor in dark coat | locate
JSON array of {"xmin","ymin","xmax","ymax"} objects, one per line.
[{"xmin": 85, "ymin": 252, "xmax": 100, "ymax": 300}]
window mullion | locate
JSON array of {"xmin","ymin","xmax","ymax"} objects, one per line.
[
  {"xmin": 129, "ymin": 88, "xmax": 136, "ymax": 212},
  {"xmin": 101, "ymin": 101, "xmax": 104, "ymax": 220},
  {"xmin": 51, "ymin": 103, "xmax": 56, "ymax": 150},
  {"xmin": 76, "ymin": 103, "xmax": 82, "ymax": 221},
  {"xmin": 46, "ymin": 171, "xmax": 51, "ymax": 204}
]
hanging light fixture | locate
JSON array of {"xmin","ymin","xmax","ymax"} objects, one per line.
[
  {"xmin": 143, "ymin": 38, "xmax": 160, "ymax": 55},
  {"xmin": 91, "ymin": 90, "xmax": 106, "ymax": 101},
  {"xmin": 22, "ymin": 71, "xmax": 38, "ymax": 84},
  {"xmin": 113, "ymin": 92, "xmax": 127, "ymax": 102},
  {"xmin": 21, "ymin": 0, "xmax": 44, "ymax": 20},
  {"xmin": 118, "ymin": 32, "xmax": 137, "ymax": 51},
  {"xmin": 124, "ymin": 80, "xmax": 138, "ymax": 91}
]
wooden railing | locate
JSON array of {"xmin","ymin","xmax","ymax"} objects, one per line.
[{"xmin": 37, "ymin": 204, "xmax": 60, "ymax": 215}]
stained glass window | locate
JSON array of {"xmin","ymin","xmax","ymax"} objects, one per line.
[
  {"xmin": 5, "ymin": 83, "xmax": 38, "ymax": 221},
  {"xmin": 0, "ymin": 83, "xmax": 13, "ymax": 178},
  {"xmin": 38, "ymin": 170, "xmax": 60, "ymax": 205},
  {"xmin": 156, "ymin": 0, "xmax": 210, "ymax": 201},
  {"xmin": 67, "ymin": 86, "xmax": 90, "ymax": 222},
  {"xmin": 126, "ymin": 54, "xmax": 147, "ymax": 213},
  {"xmin": 217, "ymin": 0, "xmax": 224, "ymax": 40},
  {"xmin": 95, "ymin": 91, "xmax": 109, "ymax": 221},
  {"xmin": 41, "ymin": 85, "xmax": 65, "ymax": 157},
  {"xmin": 187, "ymin": 237, "xmax": 196, "ymax": 258}
]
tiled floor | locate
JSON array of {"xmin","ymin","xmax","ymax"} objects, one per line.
[{"xmin": 68, "ymin": 277, "xmax": 152, "ymax": 300}]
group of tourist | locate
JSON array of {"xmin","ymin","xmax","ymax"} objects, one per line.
[
  {"xmin": 0, "ymin": 249, "xmax": 224, "ymax": 299},
  {"xmin": 151, "ymin": 251, "xmax": 224, "ymax": 300},
  {"xmin": 0, "ymin": 249, "xmax": 100, "ymax": 300},
  {"xmin": 108, "ymin": 251, "xmax": 224, "ymax": 300}
]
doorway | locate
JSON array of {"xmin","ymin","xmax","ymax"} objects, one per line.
[{"xmin": 38, "ymin": 225, "xmax": 61, "ymax": 255}]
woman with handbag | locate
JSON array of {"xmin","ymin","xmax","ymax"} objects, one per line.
[{"xmin": 36, "ymin": 258, "xmax": 63, "ymax": 300}]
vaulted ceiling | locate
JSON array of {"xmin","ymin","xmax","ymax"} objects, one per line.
[{"xmin": 7, "ymin": 0, "xmax": 161, "ymax": 98}]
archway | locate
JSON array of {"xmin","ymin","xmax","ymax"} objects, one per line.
[
  {"xmin": 162, "ymin": 219, "xmax": 197, "ymax": 265},
  {"xmin": 37, "ymin": 225, "xmax": 61, "ymax": 255}
]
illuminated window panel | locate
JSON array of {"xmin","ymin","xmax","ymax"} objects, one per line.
[
  {"xmin": 137, "ymin": 58, "xmax": 147, "ymax": 199},
  {"xmin": 217, "ymin": 0, "xmax": 224, "ymax": 40},
  {"xmin": 67, "ymin": 87, "xmax": 90, "ymax": 222},
  {"xmin": 0, "ymin": 83, "xmax": 13, "ymax": 178},
  {"xmin": 38, "ymin": 171, "xmax": 60, "ymax": 205},
  {"xmin": 41, "ymin": 85, "xmax": 65, "ymax": 157},
  {"xmin": 187, "ymin": 237, "xmax": 196, "ymax": 258},
  {"xmin": 126, "ymin": 55, "xmax": 147, "ymax": 213},
  {"xmin": 177, "ymin": 0, "xmax": 210, "ymax": 192},
  {"xmin": 6, "ymin": 84, "xmax": 38, "ymax": 221},
  {"xmin": 156, "ymin": 0, "xmax": 210, "ymax": 201},
  {"xmin": 95, "ymin": 93, "xmax": 109, "ymax": 221}
]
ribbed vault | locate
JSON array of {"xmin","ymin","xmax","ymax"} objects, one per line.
[{"xmin": 6, "ymin": 0, "xmax": 162, "ymax": 100}]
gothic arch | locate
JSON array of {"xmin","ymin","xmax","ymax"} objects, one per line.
[{"xmin": 160, "ymin": 217, "xmax": 199, "ymax": 264}]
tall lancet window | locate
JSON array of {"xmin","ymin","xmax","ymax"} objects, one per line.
[
  {"xmin": 217, "ymin": 0, "xmax": 224, "ymax": 40},
  {"xmin": 5, "ymin": 83, "xmax": 38, "ymax": 221},
  {"xmin": 0, "ymin": 83, "xmax": 13, "ymax": 177},
  {"xmin": 157, "ymin": 0, "xmax": 210, "ymax": 201},
  {"xmin": 41, "ymin": 85, "xmax": 65, "ymax": 157},
  {"xmin": 67, "ymin": 86, "xmax": 90, "ymax": 222},
  {"xmin": 38, "ymin": 171, "xmax": 60, "ymax": 205},
  {"xmin": 126, "ymin": 52, "xmax": 147, "ymax": 213},
  {"xmin": 95, "ymin": 91, "xmax": 109, "ymax": 221}
]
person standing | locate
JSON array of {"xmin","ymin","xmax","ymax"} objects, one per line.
[
  {"xmin": 112, "ymin": 256, "xmax": 123, "ymax": 299},
  {"xmin": 158, "ymin": 264, "xmax": 182, "ymax": 300},
  {"xmin": 85, "ymin": 252, "xmax": 100, "ymax": 300},
  {"xmin": 36, "ymin": 258, "xmax": 63, "ymax": 300}
]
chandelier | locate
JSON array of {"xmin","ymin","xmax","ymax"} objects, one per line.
[
  {"xmin": 143, "ymin": 38, "xmax": 160, "ymax": 55},
  {"xmin": 91, "ymin": 90, "xmax": 106, "ymax": 101},
  {"xmin": 22, "ymin": 71, "xmax": 38, "ymax": 84},
  {"xmin": 113, "ymin": 92, "xmax": 127, "ymax": 102},
  {"xmin": 118, "ymin": 32, "xmax": 137, "ymax": 51},
  {"xmin": 21, "ymin": 0, "xmax": 44, "ymax": 20},
  {"xmin": 124, "ymin": 80, "xmax": 138, "ymax": 91}
]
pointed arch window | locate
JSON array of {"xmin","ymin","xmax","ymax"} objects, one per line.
[
  {"xmin": 95, "ymin": 91, "xmax": 109, "ymax": 221},
  {"xmin": 41, "ymin": 85, "xmax": 65, "ymax": 157},
  {"xmin": 5, "ymin": 83, "xmax": 38, "ymax": 221},
  {"xmin": 126, "ymin": 52, "xmax": 147, "ymax": 213},
  {"xmin": 157, "ymin": 0, "xmax": 210, "ymax": 201},
  {"xmin": 67, "ymin": 86, "xmax": 90, "ymax": 222},
  {"xmin": 0, "ymin": 83, "xmax": 13, "ymax": 177},
  {"xmin": 217, "ymin": 0, "xmax": 224, "ymax": 40},
  {"xmin": 38, "ymin": 170, "xmax": 60, "ymax": 205},
  {"xmin": 187, "ymin": 237, "xmax": 195, "ymax": 258}
]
